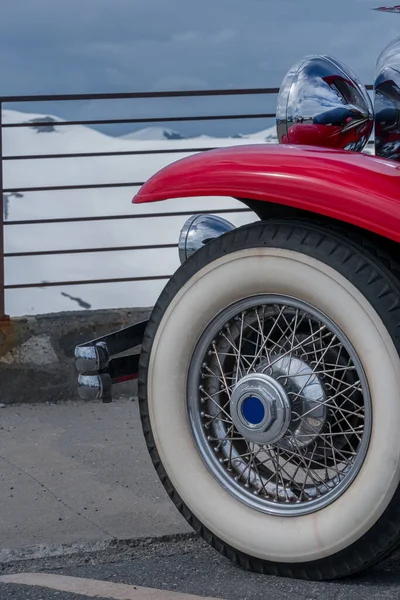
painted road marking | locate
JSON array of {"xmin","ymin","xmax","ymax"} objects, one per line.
[{"xmin": 0, "ymin": 573, "xmax": 222, "ymax": 600}]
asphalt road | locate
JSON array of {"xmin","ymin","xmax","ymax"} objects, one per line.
[
  {"xmin": 1, "ymin": 399, "xmax": 400, "ymax": 599},
  {"xmin": 0, "ymin": 398, "xmax": 190, "ymax": 561},
  {"xmin": 1, "ymin": 536, "xmax": 400, "ymax": 600}
]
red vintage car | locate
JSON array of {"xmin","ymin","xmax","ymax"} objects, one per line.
[{"xmin": 75, "ymin": 32, "xmax": 400, "ymax": 581}]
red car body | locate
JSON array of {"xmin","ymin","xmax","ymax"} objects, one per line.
[{"xmin": 133, "ymin": 143, "xmax": 400, "ymax": 244}]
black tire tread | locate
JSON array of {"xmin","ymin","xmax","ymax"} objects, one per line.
[{"xmin": 138, "ymin": 218, "xmax": 400, "ymax": 581}]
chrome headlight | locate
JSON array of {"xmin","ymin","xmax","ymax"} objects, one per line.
[
  {"xmin": 178, "ymin": 214, "xmax": 235, "ymax": 264},
  {"xmin": 374, "ymin": 36, "xmax": 400, "ymax": 160},
  {"xmin": 276, "ymin": 55, "xmax": 373, "ymax": 152}
]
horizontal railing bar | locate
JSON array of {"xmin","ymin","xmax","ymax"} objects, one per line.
[
  {"xmin": 4, "ymin": 181, "xmax": 144, "ymax": 193},
  {"xmin": 0, "ymin": 87, "xmax": 280, "ymax": 103},
  {"xmin": 3, "ymin": 143, "xmax": 375, "ymax": 164},
  {"xmin": 4, "ymin": 140, "xmax": 374, "ymax": 162},
  {"xmin": 5, "ymin": 242, "xmax": 178, "ymax": 257},
  {"xmin": 4, "ymin": 208, "xmax": 251, "ymax": 226},
  {"xmin": 3, "ymin": 113, "xmax": 276, "ymax": 129},
  {"xmin": 5, "ymin": 274, "xmax": 172, "ymax": 289},
  {"xmin": 3, "ymin": 142, "xmax": 376, "ymax": 163},
  {"xmin": 1, "ymin": 85, "xmax": 373, "ymax": 104},
  {"xmin": 3, "ymin": 147, "xmax": 218, "ymax": 161}
]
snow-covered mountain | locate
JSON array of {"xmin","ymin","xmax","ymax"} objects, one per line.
[
  {"xmin": 2, "ymin": 109, "xmax": 278, "ymax": 317},
  {"xmin": 120, "ymin": 127, "xmax": 186, "ymax": 141},
  {"xmin": 119, "ymin": 125, "xmax": 279, "ymax": 143},
  {"xmin": 232, "ymin": 127, "xmax": 279, "ymax": 142},
  {"xmin": 2, "ymin": 110, "xmax": 374, "ymax": 317}
]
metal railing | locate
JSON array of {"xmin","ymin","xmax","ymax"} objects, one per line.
[
  {"xmin": 0, "ymin": 83, "xmax": 375, "ymax": 318},
  {"xmin": 0, "ymin": 86, "xmax": 283, "ymax": 317}
]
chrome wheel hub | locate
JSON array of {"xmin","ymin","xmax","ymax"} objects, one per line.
[
  {"xmin": 230, "ymin": 373, "xmax": 291, "ymax": 445},
  {"xmin": 188, "ymin": 294, "xmax": 371, "ymax": 516},
  {"xmin": 230, "ymin": 354, "xmax": 328, "ymax": 449}
]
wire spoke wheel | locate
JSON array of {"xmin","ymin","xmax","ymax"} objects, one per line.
[{"xmin": 188, "ymin": 295, "xmax": 371, "ymax": 515}]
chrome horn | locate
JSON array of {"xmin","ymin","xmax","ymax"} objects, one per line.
[
  {"xmin": 374, "ymin": 36, "xmax": 400, "ymax": 160},
  {"xmin": 276, "ymin": 55, "xmax": 373, "ymax": 152},
  {"xmin": 178, "ymin": 214, "xmax": 235, "ymax": 264}
]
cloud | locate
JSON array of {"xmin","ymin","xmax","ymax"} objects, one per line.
[{"xmin": 0, "ymin": 0, "xmax": 399, "ymax": 136}]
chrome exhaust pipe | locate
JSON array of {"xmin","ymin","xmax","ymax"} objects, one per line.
[{"xmin": 178, "ymin": 214, "xmax": 235, "ymax": 264}]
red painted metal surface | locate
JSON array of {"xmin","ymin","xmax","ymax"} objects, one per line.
[
  {"xmin": 133, "ymin": 144, "xmax": 400, "ymax": 243},
  {"xmin": 283, "ymin": 122, "xmax": 370, "ymax": 149}
]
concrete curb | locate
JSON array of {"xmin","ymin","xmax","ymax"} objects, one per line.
[{"xmin": 0, "ymin": 307, "xmax": 151, "ymax": 405}]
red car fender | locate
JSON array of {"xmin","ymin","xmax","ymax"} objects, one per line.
[{"xmin": 133, "ymin": 143, "xmax": 400, "ymax": 244}]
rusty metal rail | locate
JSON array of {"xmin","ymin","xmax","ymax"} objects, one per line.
[
  {"xmin": 0, "ymin": 86, "xmax": 283, "ymax": 317},
  {"xmin": 0, "ymin": 106, "xmax": 4, "ymax": 318}
]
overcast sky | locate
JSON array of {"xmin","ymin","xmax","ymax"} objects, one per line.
[{"xmin": 1, "ymin": 0, "xmax": 399, "ymax": 137}]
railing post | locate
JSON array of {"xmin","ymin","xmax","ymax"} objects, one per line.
[{"xmin": 0, "ymin": 101, "xmax": 6, "ymax": 319}]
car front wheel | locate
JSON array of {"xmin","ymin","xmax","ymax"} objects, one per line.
[{"xmin": 138, "ymin": 219, "xmax": 400, "ymax": 580}]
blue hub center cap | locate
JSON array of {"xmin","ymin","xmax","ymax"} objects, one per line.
[
  {"xmin": 230, "ymin": 372, "xmax": 291, "ymax": 444},
  {"xmin": 241, "ymin": 395, "xmax": 265, "ymax": 425}
]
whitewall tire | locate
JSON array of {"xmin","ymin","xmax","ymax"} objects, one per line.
[{"xmin": 138, "ymin": 219, "xmax": 400, "ymax": 580}]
